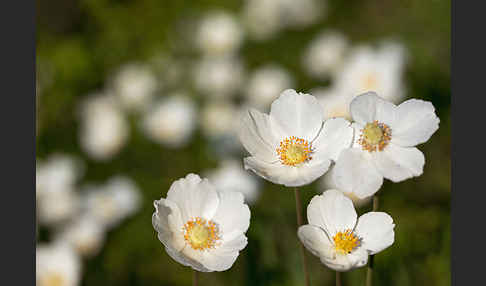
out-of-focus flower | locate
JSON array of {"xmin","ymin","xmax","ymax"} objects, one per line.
[
  {"xmin": 201, "ymin": 101, "xmax": 238, "ymax": 138},
  {"xmin": 193, "ymin": 57, "xmax": 244, "ymax": 98},
  {"xmin": 303, "ymin": 31, "xmax": 349, "ymax": 79},
  {"xmin": 333, "ymin": 92, "xmax": 440, "ymax": 198},
  {"xmin": 36, "ymin": 154, "xmax": 83, "ymax": 226},
  {"xmin": 36, "ymin": 243, "xmax": 81, "ymax": 286},
  {"xmin": 79, "ymin": 93, "xmax": 129, "ymax": 161},
  {"xmin": 333, "ymin": 42, "xmax": 408, "ymax": 105},
  {"xmin": 242, "ymin": 0, "xmax": 325, "ymax": 40},
  {"xmin": 196, "ymin": 11, "xmax": 243, "ymax": 56},
  {"xmin": 36, "ymin": 154, "xmax": 83, "ymax": 196},
  {"xmin": 312, "ymin": 86, "xmax": 354, "ymax": 120},
  {"xmin": 298, "ymin": 190, "xmax": 395, "ymax": 272},
  {"xmin": 142, "ymin": 93, "xmax": 197, "ymax": 147},
  {"xmin": 83, "ymin": 176, "xmax": 141, "ymax": 229},
  {"xmin": 152, "ymin": 174, "xmax": 251, "ymax": 272},
  {"xmin": 245, "ymin": 64, "xmax": 294, "ymax": 110},
  {"xmin": 206, "ymin": 160, "xmax": 261, "ymax": 204},
  {"xmin": 110, "ymin": 63, "xmax": 158, "ymax": 112},
  {"xmin": 54, "ymin": 215, "xmax": 106, "ymax": 258},
  {"xmin": 239, "ymin": 89, "xmax": 353, "ymax": 187},
  {"xmin": 242, "ymin": 0, "xmax": 282, "ymax": 41}
]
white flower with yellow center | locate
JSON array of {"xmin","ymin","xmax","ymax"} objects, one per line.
[
  {"xmin": 152, "ymin": 174, "xmax": 250, "ymax": 272},
  {"xmin": 196, "ymin": 11, "xmax": 243, "ymax": 56},
  {"xmin": 298, "ymin": 190, "xmax": 395, "ymax": 272},
  {"xmin": 238, "ymin": 89, "xmax": 354, "ymax": 187},
  {"xmin": 36, "ymin": 243, "xmax": 81, "ymax": 286},
  {"xmin": 333, "ymin": 92, "xmax": 440, "ymax": 198}
]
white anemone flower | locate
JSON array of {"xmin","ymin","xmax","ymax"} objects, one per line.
[
  {"xmin": 36, "ymin": 154, "xmax": 83, "ymax": 197},
  {"xmin": 242, "ymin": 0, "xmax": 282, "ymax": 41},
  {"xmin": 245, "ymin": 64, "xmax": 294, "ymax": 110},
  {"xmin": 152, "ymin": 173, "xmax": 250, "ymax": 272},
  {"xmin": 319, "ymin": 168, "xmax": 372, "ymax": 208},
  {"xmin": 279, "ymin": 0, "xmax": 325, "ymax": 28},
  {"xmin": 239, "ymin": 89, "xmax": 354, "ymax": 187},
  {"xmin": 79, "ymin": 93, "xmax": 129, "ymax": 161},
  {"xmin": 333, "ymin": 92, "xmax": 440, "ymax": 198},
  {"xmin": 37, "ymin": 190, "xmax": 80, "ymax": 227},
  {"xmin": 206, "ymin": 160, "xmax": 261, "ymax": 204},
  {"xmin": 36, "ymin": 243, "xmax": 81, "ymax": 286},
  {"xmin": 298, "ymin": 190, "xmax": 395, "ymax": 272},
  {"xmin": 196, "ymin": 11, "xmax": 243, "ymax": 56},
  {"xmin": 142, "ymin": 94, "xmax": 197, "ymax": 147},
  {"xmin": 312, "ymin": 86, "xmax": 355, "ymax": 120},
  {"xmin": 200, "ymin": 101, "xmax": 238, "ymax": 138},
  {"xmin": 110, "ymin": 63, "xmax": 157, "ymax": 112},
  {"xmin": 54, "ymin": 214, "xmax": 106, "ymax": 258},
  {"xmin": 333, "ymin": 42, "xmax": 407, "ymax": 105},
  {"xmin": 302, "ymin": 31, "xmax": 349, "ymax": 79}
]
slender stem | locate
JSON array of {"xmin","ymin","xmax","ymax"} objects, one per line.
[
  {"xmin": 294, "ymin": 188, "xmax": 311, "ymax": 286},
  {"xmin": 336, "ymin": 271, "xmax": 342, "ymax": 286},
  {"xmin": 193, "ymin": 270, "xmax": 199, "ymax": 286},
  {"xmin": 366, "ymin": 195, "xmax": 379, "ymax": 286}
]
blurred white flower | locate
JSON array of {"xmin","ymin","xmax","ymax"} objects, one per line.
[
  {"xmin": 152, "ymin": 174, "xmax": 250, "ymax": 272},
  {"xmin": 242, "ymin": 0, "xmax": 282, "ymax": 41},
  {"xmin": 333, "ymin": 42, "xmax": 408, "ymax": 105},
  {"xmin": 239, "ymin": 89, "xmax": 353, "ymax": 187},
  {"xmin": 193, "ymin": 57, "xmax": 244, "ymax": 97},
  {"xmin": 55, "ymin": 215, "xmax": 106, "ymax": 258},
  {"xmin": 206, "ymin": 160, "xmax": 261, "ymax": 204},
  {"xmin": 245, "ymin": 64, "xmax": 294, "ymax": 110},
  {"xmin": 196, "ymin": 11, "xmax": 243, "ymax": 56},
  {"xmin": 110, "ymin": 63, "xmax": 158, "ymax": 112},
  {"xmin": 79, "ymin": 93, "xmax": 129, "ymax": 161},
  {"xmin": 36, "ymin": 243, "xmax": 81, "ymax": 286},
  {"xmin": 83, "ymin": 176, "xmax": 141, "ymax": 229},
  {"xmin": 303, "ymin": 31, "xmax": 349, "ymax": 79},
  {"xmin": 298, "ymin": 190, "xmax": 395, "ymax": 272},
  {"xmin": 279, "ymin": 0, "xmax": 324, "ymax": 29},
  {"xmin": 333, "ymin": 92, "xmax": 440, "ymax": 198},
  {"xmin": 36, "ymin": 154, "xmax": 83, "ymax": 226},
  {"xmin": 201, "ymin": 101, "xmax": 238, "ymax": 138},
  {"xmin": 36, "ymin": 154, "xmax": 83, "ymax": 196},
  {"xmin": 312, "ymin": 86, "xmax": 354, "ymax": 120},
  {"xmin": 142, "ymin": 93, "xmax": 197, "ymax": 147}
]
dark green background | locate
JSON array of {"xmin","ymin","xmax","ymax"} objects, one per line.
[{"xmin": 36, "ymin": 0, "xmax": 450, "ymax": 285}]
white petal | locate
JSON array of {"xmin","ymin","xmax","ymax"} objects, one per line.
[
  {"xmin": 238, "ymin": 108, "xmax": 281, "ymax": 162},
  {"xmin": 350, "ymin": 92, "xmax": 397, "ymax": 126},
  {"xmin": 152, "ymin": 198, "xmax": 185, "ymax": 251},
  {"xmin": 200, "ymin": 233, "xmax": 247, "ymax": 271},
  {"xmin": 320, "ymin": 247, "xmax": 368, "ymax": 272},
  {"xmin": 270, "ymin": 89, "xmax": 324, "ymax": 140},
  {"xmin": 355, "ymin": 212, "xmax": 395, "ymax": 255},
  {"xmin": 166, "ymin": 174, "xmax": 220, "ymax": 223},
  {"xmin": 312, "ymin": 117, "xmax": 354, "ymax": 161},
  {"xmin": 164, "ymin": 244, "xmax": 209, "ymax": 272},
  {"xmin": 372, "ymin": 144, "xmax": 425, "ymax": 182},
  {"xmin": 298, "ymin": 225, "xmax": 334, "ymax": 259},
  {"xmin": 211, "ymin": 191, "xmax": 251, "ymax": 236},
  {"xmin": 391, "ymin": 99, "xmax": 440, "ymax": 147},
  {"xmin": 333, "ymin": 148, "xmax": 383, "ymax": 199},
  {"xmin": 243, "ymin": 156, "xmax": 331, "ymax": 187},
  {"xmin": 306, "ymin": 190, "xmax": 357, "ymax": 237}
]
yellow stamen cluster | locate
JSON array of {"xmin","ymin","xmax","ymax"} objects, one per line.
[
  {"xmin": 183, "ymin": 217, "xmax": 220, "ymax": 251},
  {"xmin": 39, "ymin": 273, "xmax": 65, "ymax": 286},
  {"xmin": 358, "ymin": 120, "xmax": 392, "ymax": 152},
  {"xmin": 333, "ymin": 229, "xmax": 361, "ymax": 254},
  {"xmin": 276, "ymin": 136, "xmax": 313, "ymax": 166}
]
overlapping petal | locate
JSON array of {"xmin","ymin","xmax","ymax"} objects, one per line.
[
  {"xmin": 312, "ymin": 118, "xmax": 354, "ymax": 161},
  {"xmin": 372, "ymin": 144, "xmax": 425, "ymax": 182},
  {"xmin": 355, "ymin": 212, "xmax": 395, "ymax": 255}
]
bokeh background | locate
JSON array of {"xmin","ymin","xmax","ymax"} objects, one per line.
[{"xmin": 36, "ymin": 0, "xmax": 450, "ymax": 285}]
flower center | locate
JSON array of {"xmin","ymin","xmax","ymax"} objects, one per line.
[
  {"xmin": 358, "ymin": 120, "xmax": 391, "ymax": 152},
  {"xmin": 333, "ymin": 229, "xmax": 361, "ymax": 254},
  {"xmin": 183, "ymin": 217, "xmax": 221, "ymax": 251},
  {"xmin": 39, "ymin": 272, "xmax": 65, "ymax": 286},
  {"xmin": 276, "ymin": 136, "xmax": 313, "ymax": 166}
]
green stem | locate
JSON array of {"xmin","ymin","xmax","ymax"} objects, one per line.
[
  {"xmin": 336, "ymin": 271, "xmax": 342, "ymax": 286},
  {"xmin": 193, "ymin": 270, "xmax": 199, "ymax": 286},
  {"xmin": 294, "ymin": 188, "xmax": 311, "ymax": 286},
  {"xmin": 366, "ymin": 195, "xmax": 379, "ymax": 286}
]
